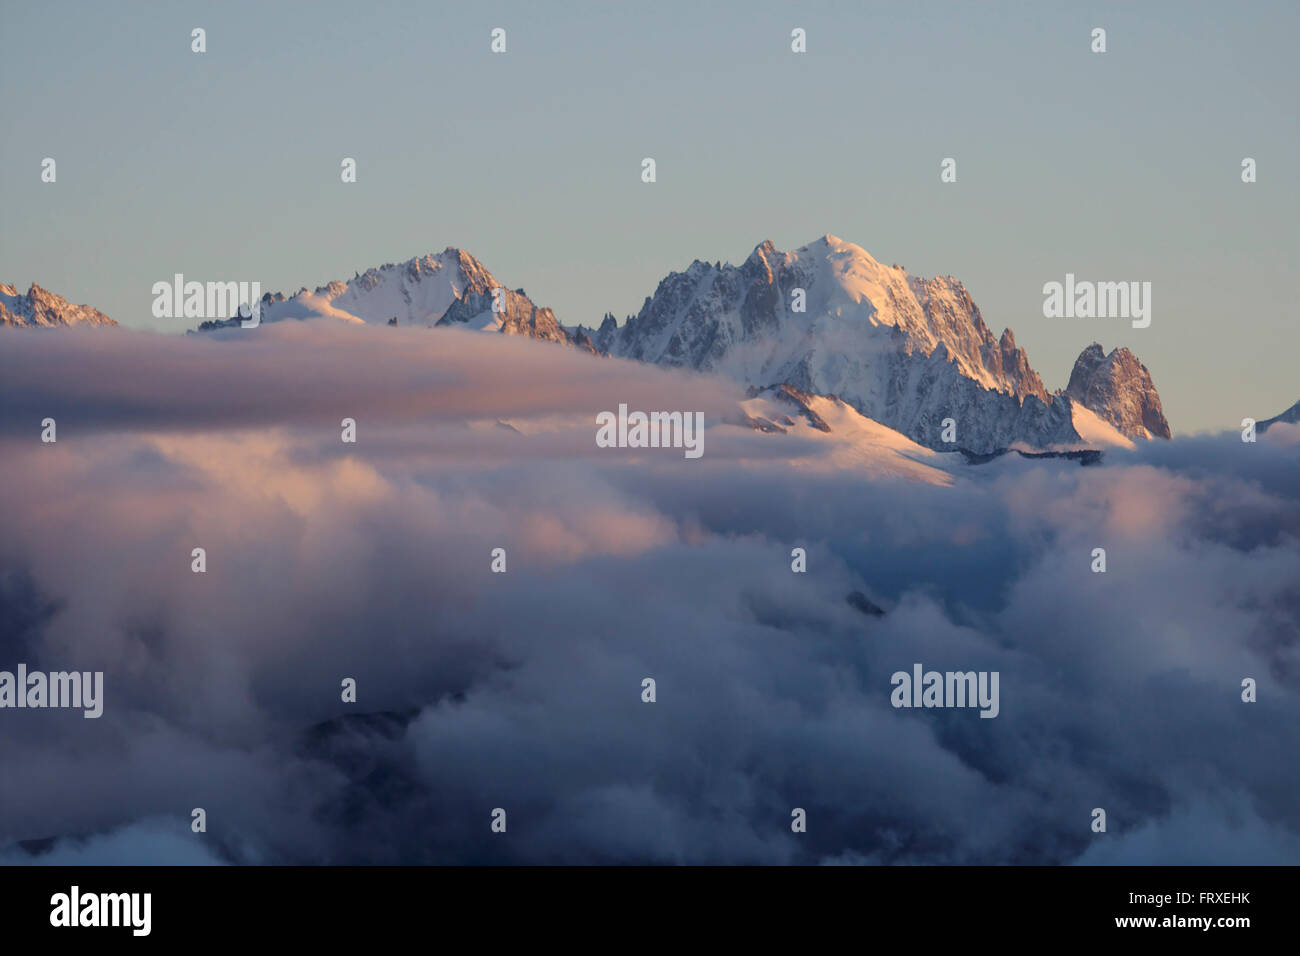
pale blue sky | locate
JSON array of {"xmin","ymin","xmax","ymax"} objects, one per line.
[{"xmin": 2, "ymin": 0, "xmax": 1296, "ymax": 432}]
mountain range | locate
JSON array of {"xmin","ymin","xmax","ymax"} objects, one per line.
[
  {"xmin": 578, "ymin": 235, "xmax": 1169, "ymax": 453},
  {"xmin": 9, "ymin": 235, "xmax": 1285, "ymax": 455}
]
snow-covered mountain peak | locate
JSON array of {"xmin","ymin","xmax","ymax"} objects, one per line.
[
  {"xmin": 589, "ymin": 235, "xmax": 1171, "ymax": 454},
  {"xmin": 592, "ymin": 236, "xmax": 1048, "ymax": 433},
  {"xmin": 0, "ymin": 283, "xmax": 118, "ymax": 328},
  {"xmin": 307, "ymin": 247, "xmax": 497, "ymax": 326},
  {"xmin": 806, "ymin": 233, "xmax": 876, "ymax": 259},
  {"xmin": 195, "ymin": 247, "xmax": 574, "ymax": 346}
]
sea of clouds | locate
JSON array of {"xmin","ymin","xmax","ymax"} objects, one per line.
[{"xmin": 1, "ymin": 323, "xmax": 1297, "ymax": 864}]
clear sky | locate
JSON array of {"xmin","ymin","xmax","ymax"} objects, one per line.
[{"xmin": 2, "ymin": 0, "xmax": 1296, "ymax": 433}]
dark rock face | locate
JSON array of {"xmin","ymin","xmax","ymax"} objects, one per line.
[
  {"xmin": 1258, "ymin": 399, "xmax": 1300, "ymax": 433},
  {"xmin": 847, "ymin": 591, "xmax": 886, "ymax": 617},
  {"xmin": 1065, "ymin": 343, "xmax": 1171, "ymax": 439}
]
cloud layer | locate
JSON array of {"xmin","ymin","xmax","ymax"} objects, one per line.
[{"xmin": 1, "ymin": 325, "xmax": 1297, "ymax": 864}]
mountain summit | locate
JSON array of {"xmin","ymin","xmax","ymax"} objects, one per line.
[
  {"xmin": 592, "ymin": 235, "xmax": 1046, "ymax": 395},
  {"xmin": 1064, "ymin": 343, "xmax": 1171, "ymax": 439},
  {"xmin": 198, "ymin": 248, "xmax": 574, "ymax": 345},
  {"xmin": 579, "ymin": 236, "xmax": 1169, "ymax": 453},
  {"xmin": 0, "ymin": 283, "xmax": 117, "ymax": 328}
]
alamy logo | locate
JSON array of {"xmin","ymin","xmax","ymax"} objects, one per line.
[
  {"xmin": 50, "ymin": 886, "xmax": 151, "ymax": 936},
  {"xmin": 595, "ymin": 403, "xmax": 704, "ymax": 459},
  {"xmin": 890, "ymin": 663, "xmax": 1000, "ymax": 718},
  {"xmin": 152, "ymin": 274, "xmax": 262, "ymax": 326},
  {"xmin": 0, "ymin": 664, "xmax": 103, "ymax": 718},
  {"xmin": 1042, "ymin": 273, "xmax": 1151, "ymax": 329}
]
